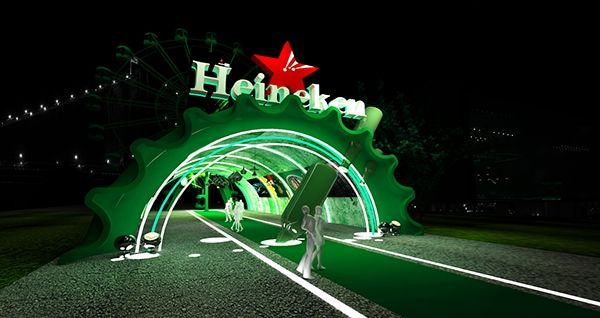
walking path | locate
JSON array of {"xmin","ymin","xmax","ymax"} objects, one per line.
[
  {"xmin": 212, "ymin": 210, "xmax": 600, "ymax": 317},
  {"xmin": 2, "ymin": 209, "xmax": 598, "ymax": 317},
  {"xmin": 0, "ymin": 211, "xmax": 397, "ymax": 317}
]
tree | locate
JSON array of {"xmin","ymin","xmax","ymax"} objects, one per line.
[{"xmin": 355, "ymin": 81, "xmax": 468, "ymax": 208}]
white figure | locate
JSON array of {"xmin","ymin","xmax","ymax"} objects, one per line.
[
  {"xmin": 312, "ymin": 205, "xmax": 326, "ymax": 271},
  {"xmin": 224, "ymin": 198, "xmax": 234, "ymax": 222},
  {"xmin": 231, "ymin": 199, "xmax": 244, "ymax": 232},
  {"xmin": 296, "ymin": 205, "xmax": 316, "ymax": 279}
]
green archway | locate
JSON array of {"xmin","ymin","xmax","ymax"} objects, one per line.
[{"xmin": 60, "ymin": 95, "xmax": 422, "ymax": 263}]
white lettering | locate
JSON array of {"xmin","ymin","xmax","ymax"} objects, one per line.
[
  {"xmin": 343, "ymin": 99, "xmax": 366, "ymax": 119},
  {"xmin": 231, "ymin": 79, "xmax": 253, "ymax": 100},
  {"xmin": 307, "ymin": 84, "xmax": 330, "ymax": 112},
  {"xmin": 293, "ymin": 90, "xmax": 310, "ymax": 104},
  {"xmin": 189, "ymin": 61, "xmax": 367, "ymax": 119},
  {"xmin": 328, "ymin": 97, "xmax": 347, "ymax": 112},
  {"xmin": 254, "ymin": 73, "xmax": 267, "ymax": 102},
  {"xmin": 267, "ymin": 85, "xmax": 290, "ymax": 104},
  {"xmin": 190, "ymin": 60, "xmax": 231, "ymax": 100}
]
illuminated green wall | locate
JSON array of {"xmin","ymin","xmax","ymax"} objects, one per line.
[{"xmin": 59, "ymin": 95, "xmax": 421, "ymax": 264}]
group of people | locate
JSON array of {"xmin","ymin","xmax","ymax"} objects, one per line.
[
  {"xmin": 224, "ymin": 198, "xmax": 245, "ymax": 232},
  {"xmin": 297, "ymin": 205, "xmax": 326, "ymax": 279}
]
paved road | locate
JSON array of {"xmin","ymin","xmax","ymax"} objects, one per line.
[
  {"xmin": 0, "ymin": 211, "xmax": 397, "ymax": 318},
  {"xmin": 250, "ymin": 210, "xmax": 600, "ymax": 306},
  {"xmin": 205, "ymin": 210, "xmax": 600, "ymax": 318},
  {"xmin": 2, "ymin": 209, "xmax": 599, "ymax": 318}
]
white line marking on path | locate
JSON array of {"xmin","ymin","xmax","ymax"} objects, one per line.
[
  {"xmin": 241, "ymin": 213, "xmax": 600, "ymax": 308},
  {"xmin": 186, "ymin": 210, "xmax": 367, "ymax": 318}
]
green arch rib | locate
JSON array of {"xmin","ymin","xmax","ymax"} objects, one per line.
[{"xmin": 59, "ymin": 94, "xmax": 422, "ymax": 264}]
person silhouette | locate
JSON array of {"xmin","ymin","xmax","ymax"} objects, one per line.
[
  {"xmin": 224, "ymin": 198, "xmax": 234, "ymax": 222},
  {"xmin": 312, "ymin": 205, "xmax": 326, "ymax": 270},
  {"xmin": 296, "ymin": 205, "xmax": 317, "ymax": 279},
  {"xmin": 231, "ymin": 199, "xmax": 244, "ymax": 232}
]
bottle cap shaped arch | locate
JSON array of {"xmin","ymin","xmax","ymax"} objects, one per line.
[{"xmin": 59, "ymin": 95, "xmax": 423, "ymax": 264}]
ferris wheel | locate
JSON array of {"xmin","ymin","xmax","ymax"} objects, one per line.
[{"xmin": 86, "ymin": 30, "xmax": 258, "ymax": 166}]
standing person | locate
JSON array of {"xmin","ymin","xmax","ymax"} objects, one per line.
[
  {"xmin": 238, "ymin": 199, "xmax": 245, "ymax": 213},
  {"xmin": 296, "ymin": 205, "xmax": 316, "ymax": 279},
  {"xmin": 312, "ymin": 205, "xmax": 326, "ymax": 270},
  {"xmin": 224, "ymin": 198, "xmax": 233, "ymax": 222},
  {"xmin": 231, "ymin": 199, "xmax": 244, "ymax": 232}
]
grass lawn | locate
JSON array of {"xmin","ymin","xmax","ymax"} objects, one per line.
[
  {"xmin": 0, "ymin": 207, "xmax": 92, "ymax": 289},
  {"xmin": 420, "ymin": 214, "xmax": 600, "ymax": 257}
]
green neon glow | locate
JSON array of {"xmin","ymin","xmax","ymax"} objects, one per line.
[
  {"xmin": 171, "ymin": 154, "xmax": 294, "ymax": 215},
  {"xmin": 151, "ymin": 142, "xmax": 373, "ymax": 248},
  {"xmin": 173, "ymin": 151, "xmax": 315, "ymax": 217},
  {"xmin": 156, "ymin": 166, "xmax": 262, "ymax": 250},
  {"xmin": 187, "ymin": 172, "xmax": 204, "ymax": 188},
  {"xmin": 259, "ymin": 176, "xmax": 280, "ymax": 214},
  {"xmin": 158, "ymin": 147, "xmax": 325, "ymax": 232},
  {"xmin": 151, "ymin": 135, "xmax": 348, "ymax": 232},
  {"xmin": 238, "ymin": 142, "xmax": 362, "ymax": 225},
  {"xmin": 156, "ymin": 167, "xmax": 230, "ymax": 248},
  {"xmin": 203, "ymin": 166, "xmax": 261, "ymax": 212},
  {"xmin": 188, "ymin": 166, "xmax": 260, "ymax": 212},
  {"xmin": 237, "ymin": 179, "xmax": 261, "ymax": 211},
  {"xmin": 152, "ymin": 137, "xmax": 255, "ymax": 231},
  {"xmin": 62, "ymin": 95, "xmax": 420, "ymax": 264},
  {"xmin": 189, "ymin": 92, "xmax": 207, "ymax": 97},
  {"xmin": 152, "ymin": 137, "xmax": 377, "ymax": 235},
  {"xmin": 348, "ymin": 168, "xmax": 377, "ymax": 233},
  {"xmin": 172, "ymin": 162, "xmax": 272, "ymax": 213},
  {"xmin": 172, "ymin": 153, "xmax": 294, "ymax": 197}
]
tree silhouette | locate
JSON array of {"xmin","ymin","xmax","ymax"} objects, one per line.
[{"xmin": 356, "ymin": 81, "xmax": 468, "ymax": 207}]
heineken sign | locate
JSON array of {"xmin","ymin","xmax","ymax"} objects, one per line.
[{"xmin": 190, "ymin": 41, "xmax": 367, "ymax": 119}]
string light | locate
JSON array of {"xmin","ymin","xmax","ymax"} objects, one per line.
[
  {"xmin": 1, "ymin": 84, "xmax": 107, "ymax": 127},
  {"xmin": 4, "ymin": 150, "xmax": 132, "ymax": 173}
]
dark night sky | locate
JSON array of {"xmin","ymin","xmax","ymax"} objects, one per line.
[
  {"xmin": 1, "ymin": 5, "xmax": 597, "ymax": 207},
  {"xmin": 1, "ymin": 5, "xmax": 593, "ymax": 120}
]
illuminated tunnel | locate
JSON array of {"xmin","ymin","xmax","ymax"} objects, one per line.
[{"xmin": 60, "ymin": 95, "xmax": 422, "ymax": 263}]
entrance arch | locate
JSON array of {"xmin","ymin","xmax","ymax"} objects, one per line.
[{"xmin": 60, "ymin": 95, "xmax": 422, "ymax": 263}]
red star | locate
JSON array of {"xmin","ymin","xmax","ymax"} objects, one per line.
[{"xmin": 252, "ymin": 41, "xmax": 318, "ymax": 92}]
